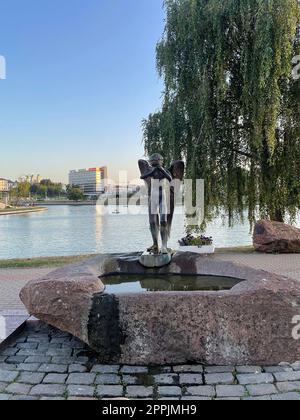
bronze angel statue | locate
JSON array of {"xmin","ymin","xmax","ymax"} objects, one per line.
[{"xmin": 138, "ymin": 154, "xmax": 185, "ymax": 255}]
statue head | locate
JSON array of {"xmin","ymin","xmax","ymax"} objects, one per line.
[{"xmin": 149, "ymin": 153, "xmax": 163, "ymax": 167}]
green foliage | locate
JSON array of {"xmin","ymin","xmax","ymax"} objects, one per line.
[
  {"xmin": 66, "ymin": 185, "xmax": 85, "ymax": 201},
  {"xmin": 30, "ymin": 180, "xmax": 64, "ymax": 198},
  {"xmin": 10, "ymin": 181, "xmax": 31, "ymax": 200},
  {"xmin": 143, "ymin": 0, "xmax": 300, "ymax": 226}
]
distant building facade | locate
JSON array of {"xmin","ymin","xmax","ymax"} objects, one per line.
[
  {"xmin": 0, "ymin": 178, "xmax": 15, "ymax": 192},
  {"xmin": 69, "ymin": 167, "xmax": 108, "ymax": 197}
]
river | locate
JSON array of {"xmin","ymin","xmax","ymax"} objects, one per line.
[{"xmin": 0, "ymin": 205, "xmax": 253, "ymax": 259}]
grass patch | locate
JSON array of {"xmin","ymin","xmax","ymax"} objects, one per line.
[
  {"xmin": 0, "ymin": 254, "xmax": 97, "ymax": 269},
  {"xmin": 215, "ymin": 245, "xmax": 255, "ymax": 254}
]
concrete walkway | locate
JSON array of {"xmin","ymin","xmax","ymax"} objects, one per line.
[
  {"xmin": 1, "ymin": 253, "xmax": 300, "ymax": 311},
  {"xmin": 0, "ymin": 268, "xmax": 53, "ymax": 311},
  {"xmin": 215, "ymin": 253, "xmax": 300, "ymax": 281}
]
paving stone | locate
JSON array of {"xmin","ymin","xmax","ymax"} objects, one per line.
[
  {"xmin": 0, "ymin": 394, "xmax": 11, "ymax": 400},
  {"xmin": 67, "ymin": 385, "xmax": 95, "ymax": 397},
  {"xmin": 72, "ymin": 356, "xmax": 89, "ymax": 364},
  {"xmin": 274, "ymin": 371, "xmax": 300, "ymax": 382},
  {"xmin": 91, "ymin": 365, "xmax": 119, "ymax": 374},
  {"xmin": 17, "ymin": 363, "xmax": 40, "ymax": 372},
  {"xmin": 292, "ymin": 362, "xmax": 300, "ymax": 371},
  {"xmin": 51, "ymin": 357, "xmax": 78, "ymax": 364},
  {"xmin": 40, "ymin": 397, "xmax": 65, "ymax": 401},
  {"xmin": 205, "ymin": 366, "xmax": 234, "ymax": 374},
  {"xmin": 43, "ymin": 374, "xmax": 68, "ymax": 384},
  {"xmin": 205, "ymin": 373, "xmax": 234, "ymax": 385},
  {"xmin": 30, "ymin": 384, "xmax": 66, "ymax": 397},
  {"xmin": 68, "ymin": 364, "xmax": 87, "ymax": 373},
  {"xmin": 6, "ymin": 356, "xmax": 27, "ymax": 364},
  {"xmin": 279, "ymin": 362, "xmax": 291, "ymax": 367},
  {"xmin": 38, "ymin": 364, "xmax": 68, "ymax": 374},
  {"xmin": 271, "ymin": 392, "xmax": 300, "ymax": 400},
  {"xmin": 67, "ymin": 373, "xmax": 96, "ymax": 385},
  {"xmin": 150, "ymin": 367, "xmax": 172, "ymax": 374},
  {"xmin": 95, "ymin": 374, "xmax": 121, "ymax": 385},
  {"xmin": 122, "ymin": 375, "xmax": 138, "ymax": 385},
  {"xmin": 153, "ymin": 374, "xmax": 178, "ymax": 385},
  {"xmin": 0, "ymin": 357, "xmax": 7, "ymax": 363},
  {"xmin": 46, "ymin": 349, "xmax": 73, "ymax": 357},
  {"xmin": 243, "ymin": 396, "xmax": 271, "ymax": 401},
  {"xmin": 157, "ymin": 386, "xmax": 181, "ymax": 397},
  {"xmin": 27, "ymin": 337, "xmax": 49, "ymax": 344},
  {"xmin": 5, "ymin": 383, "xmax": 32, "ymax": 395},
  {"xmin": 68, "ymin": 397, "xmax": 96, "ymax": 400},
  {"xmin": 184, "ymin": 386, "xmax": 215, "ymax": 398},
  {"xmin": 215, "ymin": 397, "xmax": 241, "ymax": 401},
  {"xmin": 0, "ymin": 348, "xmax": 18, "ymax": 356},
  {"xmin": 17, "ymin": 349, "xmax": 45, "ymax": 356},
  {"xmin": 0, "ymin": 363, "xmax": 17, "ymax": 371},
  {"xmin": 246, "ymin": 384, "xmax": 278, "ymax": 396},
  {"xmin": 237, "ymin": 373, "xmax": 274, "ymax": 385},
  {"xmin": 179, "ymin": 374, "xmax": 203, "ymax": 385},
  {"xmin": 276, "ymin": 381, "xmax": 300, "ymax": 393},
  {"xmin": 0, "ymin": 370, "xmax": 19, "ymax": 382},
  {"xmin": 236, "ymin": 366, "xmax": 262, "ymax": 374},
  {"xmin": 126, "ymin": 386, "xmax": 153, "ymax": 398},
  {"xmin": 25, "ymin": 356, "xmax": 51, "ymax": 364},
  {"xmin": 216, "ymin": 385, "xmax": 246, "ymax": 398},
  {"xmin": 96, "ymin": 385, "xmax": 124, "ymax": 398},
  {"xmin": 121, "ymin": 366, "xmax": 148, "ymax": 374},
  {"xmin": 19, "ymin": 372, "xmax": 45, "ymax": 385},
  {"xmin": 181, "ymin": 396, "xmax": 211, "ymax": 400},
  {"xmin": 264, "ymin": 366, "xmax": 291, "ymax": 374},
  {"xmin": 0, "ymin": 383, "xmax": 8, "ymax": 392},
  {"xmin": 173, "ymin": 365, "xmax": 203, "ymax": 373},
  {"xmin": 10, "ymin": 395, "xmax": 38, "ymax": 400}
]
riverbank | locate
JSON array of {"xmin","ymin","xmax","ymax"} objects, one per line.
[{"xmin": 0, "ymin": 207, "xmax": 47, "ymax": 216}]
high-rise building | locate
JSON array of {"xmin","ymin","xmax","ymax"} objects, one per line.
[{"xmin": 69, "ymin": 167, "xmax": 108, "ymax": 196}]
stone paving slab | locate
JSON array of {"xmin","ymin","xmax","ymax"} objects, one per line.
[{"xmin": 0, "ymin": 321, "xmax": 299, "ymax": 401}]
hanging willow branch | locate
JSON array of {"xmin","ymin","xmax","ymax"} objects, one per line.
[{"xmin": 143, "ymin": 0, "xmax": 300, "ymax": 226}]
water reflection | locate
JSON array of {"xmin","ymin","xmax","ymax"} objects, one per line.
[{"xmin": 102, "ymin": 274, "xmax": 244, "ymax": 294}]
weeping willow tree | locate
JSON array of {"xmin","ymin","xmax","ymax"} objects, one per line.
[{"xmin": 143, "ymin": 0, "xmax": 300, "ymax": 226}]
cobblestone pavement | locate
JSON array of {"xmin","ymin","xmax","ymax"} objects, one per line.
[{"xmin": 0, "ymin": 322, "xmax": 299, "ymax": 401}]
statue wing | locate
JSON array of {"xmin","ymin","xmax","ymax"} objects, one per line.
[
  {"xmin": 170, "ymin": 160, "xmax": 185, "ymax": 180},
  {"xmin": 167, "ymin": 161, "xmax": 185, "ymax": 239}
]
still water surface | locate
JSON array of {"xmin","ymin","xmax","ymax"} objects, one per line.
[
  {"xmin": 0, "ymin": 205, "xmax": 253, "ymax": 259},
  {"xmin": 102, "ymin": 274, "xmax": 244, "ymax": 294}
]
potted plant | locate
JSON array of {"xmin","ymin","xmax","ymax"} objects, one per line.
[{"xmin": 178, "ymin": 233, "xmax": 215, "ymax": 254}]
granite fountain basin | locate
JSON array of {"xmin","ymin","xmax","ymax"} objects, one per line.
[{"xmin": 20, "ymin": 252, "xmax": 300, "ymax": 365}]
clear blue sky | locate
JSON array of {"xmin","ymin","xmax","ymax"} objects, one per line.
[{"xmin": 0, "ymin": 0, "xmax": 164, "ymax": 183}]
